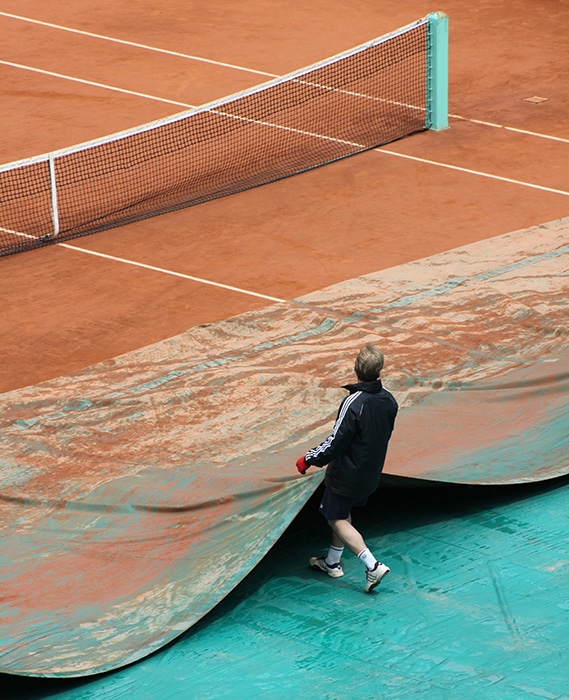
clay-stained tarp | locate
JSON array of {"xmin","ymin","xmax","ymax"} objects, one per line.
[{"xmin": 0, "ymin": 218, "xmax": 568, "ymax": 677}]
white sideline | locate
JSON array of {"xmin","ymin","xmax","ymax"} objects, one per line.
[
  {"xmin": 377, "ymin": 149, "xmax": 569, "ymax": 197},
  {"xmin": 449, "ymin": 114, "xmax": 569, "ymax": 145},
  {"xmin": 0, "ymin": 226, "xmax": 286, "ymax": 304},
  {"xmin": 58, "ymin": 244, "xmax": 287, "ymax": 303},
  {"xmin": 0, "ymin": 60, "xmax": 193, "ymax": 109},
  {"xmin": 0, "ymin": 11, "xmax": 274, "ymax": 77}
]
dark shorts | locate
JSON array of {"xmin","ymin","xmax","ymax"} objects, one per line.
[{"xmin": 319, "ymin": 486, "xmax": 368, "ymax": 521}]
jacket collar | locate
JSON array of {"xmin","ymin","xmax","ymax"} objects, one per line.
[{"xmin": 343, "ymin": 379, "xmax": 383, "ymax": 394}]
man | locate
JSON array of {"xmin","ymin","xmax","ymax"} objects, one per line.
[{"xmin": 296, "ymin": 344, "xmax": 398, "ymax": 592}]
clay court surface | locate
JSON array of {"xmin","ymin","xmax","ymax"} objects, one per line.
[{"xmin": 1, "ymin": 0, "xmax": 568, "ymax": 393}]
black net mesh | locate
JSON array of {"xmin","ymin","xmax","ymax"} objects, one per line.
[{"xmin": 0, "ymin": 20, "xmax": 427, "ymax": 257}]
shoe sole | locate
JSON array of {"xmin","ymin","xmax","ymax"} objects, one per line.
[
  {"xmin": 365, "ymin": 566, "xmax": 390, "ymax": 592},
  {"xmin": 309, "ymin": 557, "xmax": 344, "ymax": 578}
]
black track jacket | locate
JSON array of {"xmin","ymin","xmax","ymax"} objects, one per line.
[{"xmin": 304, "ymin": 380, "xmax": 398, "ymax": 499}]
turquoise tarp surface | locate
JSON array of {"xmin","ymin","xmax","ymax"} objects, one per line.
[{"xmin": 4, "ymin": 477, "xmax": 569, "ymax": 698}]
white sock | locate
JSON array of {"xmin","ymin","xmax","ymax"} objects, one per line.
[
  {"xmin": 326, "ymin": 545, "xmax": 344, "ymax": 565},
  {"xmin": 357, "ymin": 548, "xmax": 378, "ymax": 571}
]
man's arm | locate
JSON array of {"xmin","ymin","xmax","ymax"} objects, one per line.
[{"xmin": 301, "ymin": 392, "xmax": 361, "ymax": 470}]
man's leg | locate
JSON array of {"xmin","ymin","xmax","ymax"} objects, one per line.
[
  {"xmin": 328, "ymin": 517, "xmax": 390, "ymax": 592},
  {"xmin": 310, "ymin": 488, "xmax": 388, "ymax": 589},
  {"xmin": 328, "ymin": 516, "xmax": 367, "ymax": 556}
]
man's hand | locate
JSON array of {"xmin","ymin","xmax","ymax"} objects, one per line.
[{"xmin": 296, "ymin": 456, "xmax": 308, "ymax": 475}]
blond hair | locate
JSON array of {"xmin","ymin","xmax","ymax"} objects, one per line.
[{"xmin": 354, "ymin": 344, "xmax": 384, "ymax": 381}]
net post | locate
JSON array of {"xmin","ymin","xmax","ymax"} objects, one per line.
[
  {"xmin": 426, "ymin": 12, "xmax": 449, "ymax": 131},
  {"xmin": 48, "ymin": 153, "xmax": 60, "ymax": 237}
]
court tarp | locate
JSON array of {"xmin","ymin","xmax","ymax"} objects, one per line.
[{"xmin": 1, "ymin": 217, "xmax": 568, "ymax": 677}]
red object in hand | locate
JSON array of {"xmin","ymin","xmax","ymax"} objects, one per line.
[{"xmin": 296, "ymin": 456, "xmax": 308, "ymax": 475}]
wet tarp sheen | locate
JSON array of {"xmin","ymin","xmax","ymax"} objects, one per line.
[{"xmin": 0, "ymin": 218, "xmax": 568, "ymax": 677}]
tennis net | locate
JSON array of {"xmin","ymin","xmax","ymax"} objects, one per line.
[{"xmin": 0, "ymin": 15, "xmax": 438, "ymax": 257}]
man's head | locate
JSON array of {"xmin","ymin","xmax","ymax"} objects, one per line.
[{"xmin": 354, "ymin": 344, "xmax": 384, "ymax": 382}]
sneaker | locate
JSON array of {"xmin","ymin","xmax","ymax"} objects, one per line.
[
  {"xmin": 309, "ymin": 555, "xmax": 344, "ymax": 578},
  {"xmin": 365, "ymin": 561, "xmax": 390, "ymax": 592}
]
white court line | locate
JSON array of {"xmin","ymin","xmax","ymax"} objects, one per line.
[
  {"xmin": 59, "ymin": 244, "xmax": 287, "ymax": 303},
  {"xmin": 0, "ymin": 226, "xmax": 36, "ymax": 240},
  {"xmin": 0, "ymin": 227, "xmax": 286, "ymax": 303},
  {"xmin": 377, "ymin": 148, "xmax": 569, "ymax": 197},
  {"xmin": 0, "ymin": 11, "xmax": 273, "ymax": 78},
  {"xmin": 2, "ymin": 9, "xmax": 568, "ymax": 145},
  {"xmin": 0, "ymin": 60, "xmax": 193, "ymax": 109},
  {"xmin": 449, "ymin": 114, "xmax": 569, "ymax": 145}
]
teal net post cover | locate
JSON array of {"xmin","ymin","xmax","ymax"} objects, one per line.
[{"xmin": 426, "ymin": 11, "xmax": 449, "ymax": 130}]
